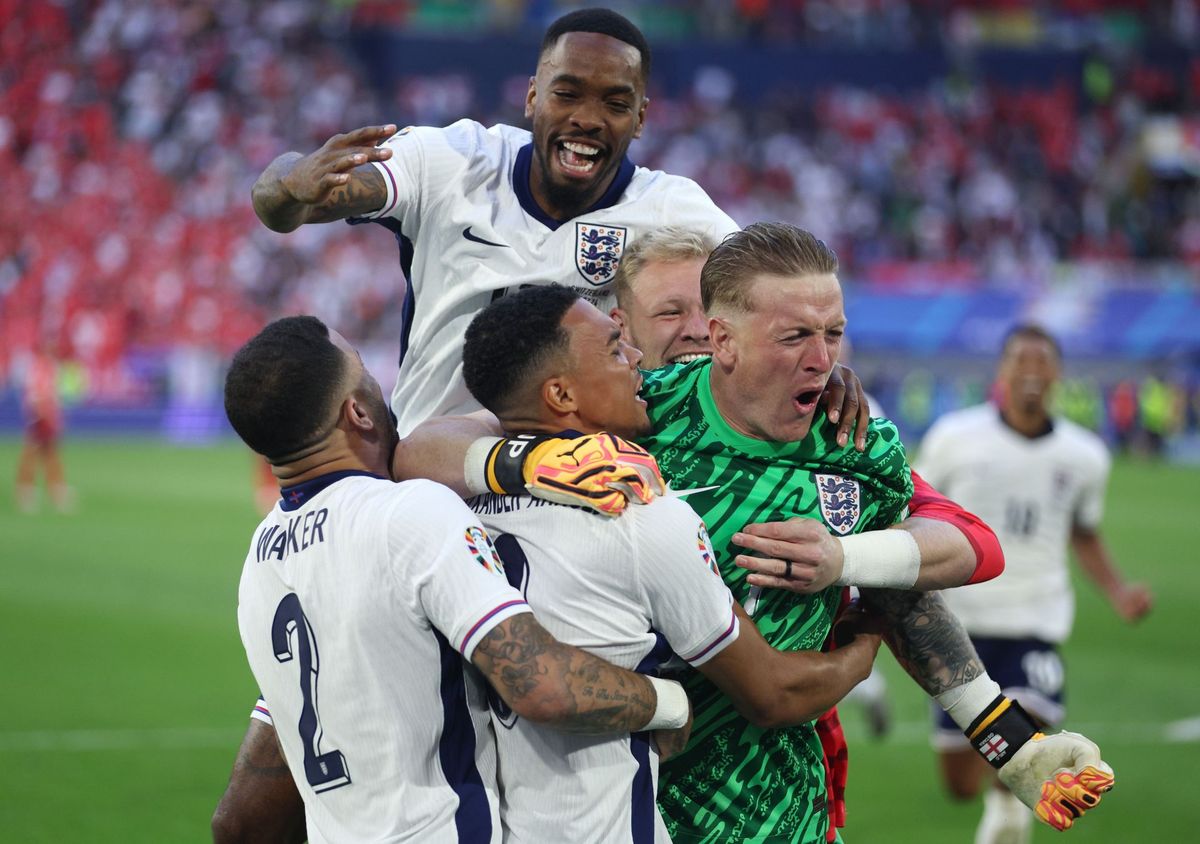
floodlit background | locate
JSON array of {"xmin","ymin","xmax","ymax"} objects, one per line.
[{"xmin": 2, "ymin": 1, "xmax": 1197, "ymax": 841}]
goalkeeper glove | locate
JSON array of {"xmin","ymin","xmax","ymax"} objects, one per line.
[
  {"xmin": 472, "ymin": 432, "xmax": 666, "ymax": 517},
  {"xmin": 949, "ymin": 682, "xmax": 1114, "ymax": 831}
]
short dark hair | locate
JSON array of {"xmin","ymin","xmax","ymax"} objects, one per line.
[
  {"xmin": 463, "ymin": 285, "xmax": 582, "ymax": 415},
  {"xmin": 702, "ymin": 222, "xmax": 839, "ymax": 314},
  {"xmin": 1002, "ymin": 323, "xmax": 1062, "ymax": 360},
  {"xmin": 540, "ymin": 8, "xmax": 651, "ymax": 82},
  {"xmin": 224, "ymin": 316, "xmax": 348, "ymax": 462}
]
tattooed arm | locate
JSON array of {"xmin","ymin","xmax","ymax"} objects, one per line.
[
  {"xmin": 211, "ymin": 718, "xmax": 306, "ymax": 844},
  {"xmin": 858, "ymin": 587, "xmax": 985, "ymax": 697},
  {"xmin": 252, "ymin": 125, "xmax": 397, "ymax": 232},
  {"xmin": 471, "ymin": 613, "xmax": 674, "ymax": 735}
]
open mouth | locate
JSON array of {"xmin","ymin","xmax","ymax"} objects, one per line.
[
  {"xmin": 668, "ymin": 352, "xmax": 711, "ymax": 365},
  {"xmin": 555, "ymin": 139, "xmax": 604, "ymax": 176},
  {"xmin": 793, "ymin": 389, "xmax": 822, "ymax": 415}
]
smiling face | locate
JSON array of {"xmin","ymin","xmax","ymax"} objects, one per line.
[
  {"xmin": 998, "ymin": 333, "xmax": 1060, "ymax": 417},
  {"xmin": 525, "ymin": 31, "xmax": 647, "ymax": 220},
  {"xmin": 614, "ymin": 256, "xmax": 711, "ymax": 369},
  {"xmin": 709, "ymin": 273, "xmax": 845, "ymax": 443},
  {"xmin": 557, "ymin": 299, "xmax": 650, "ymax": 439}
]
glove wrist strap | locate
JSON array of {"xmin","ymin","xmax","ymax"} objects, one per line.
[
  {"xmin": 481, "ymin": 434, "xmax": 558, "ymax": 494},
  {"xmin": 965, "ymin": 694, "xmax": 1041, "ymax": 770}
]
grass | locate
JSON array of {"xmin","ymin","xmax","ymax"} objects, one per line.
[{"xmin": 1, "ymin": 439, "xmax": 1195, "ymax": 842}]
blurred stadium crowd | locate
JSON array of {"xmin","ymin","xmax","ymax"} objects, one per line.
[{"xmin": 1, "ymin": 0, "xmax": 1198, "ymax": 448}]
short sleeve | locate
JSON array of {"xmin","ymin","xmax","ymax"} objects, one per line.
[
  {"xmin": 352, "ymin": 120, "xmax": 480, "ymax": 231},
  {"xmin": 633, "ymin": 498, "xmax": 739, "ymax": 667},
  {"xmin": 1073, "ymin": 441, "xmax": 1112, "ymax": 530},
  {"xmin": 660, "ymin": 176, "xmax": 740, "ymax": 241},
  {"xmin": 398, "ymin": 483, "xmax": 532, "ymax": 661},
  {"xmin": 249, "ymin": 695, "xmax": 273, "ymax": 725}
]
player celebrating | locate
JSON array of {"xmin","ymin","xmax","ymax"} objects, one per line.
[
  {"xmin": 609, "ymin": 225, "xmax": 717, "ymax": 369},
  {"xmin": 250, "ymin": 9, "xmax": 746, "ymax": 439},
  {"xmin": 398, "ymin": 225, "xmax": 1115, "ymax": 842},
  {"xmin": 459, "ymin": 285, "xmax": 888, "ymax": 842},
  {"xmin": 218, "ymin": 316, "xmax": 693, "ymax": 843},
  {"xmin": 917, "ymin": 324, "xmax": 1152, "ymax": 844}
]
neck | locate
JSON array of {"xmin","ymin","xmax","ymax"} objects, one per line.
[
  {"xmin": 498, "ymin": 412, "xmax": 592, "ymax": 438},
  {"xmin": 1000, "ymin": 404, "xmax": 1052, "ymax": 439},
  {"xmin": 271, "ymin": 440, "xmax": 388, "ymax": 486}
]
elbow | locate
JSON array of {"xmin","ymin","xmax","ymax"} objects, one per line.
[
  {"xmin": 510, "ymin": 692, "xmax": 572, "ymax": 726},
  {"xmin": 210, "ymin": 805, "xmax": 244, "ymax": 844}
]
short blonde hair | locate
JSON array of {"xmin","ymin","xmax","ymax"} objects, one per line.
[
  {"xmin": 613, "ymin": 226, "xmax": 717, "ymax": 309},
  {"xmin": 701, "ymin": 222, "xmax": 839, "ymax": 314}
]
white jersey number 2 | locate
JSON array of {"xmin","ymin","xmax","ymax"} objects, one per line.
[{"xmin": 272, "ymin": 593, "xmax": 353, "ymax": 792}]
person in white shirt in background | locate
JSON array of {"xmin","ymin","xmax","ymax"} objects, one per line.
[{"xmin": 917, "ymin": 323, "xmax": 1152, "ymax": 844}]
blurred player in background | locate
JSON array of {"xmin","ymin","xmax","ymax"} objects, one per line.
[
  {"xmin": 917, "ymin": 323, "xmax": 1153, "ymax": 844},
  {"xmin": 14, "ymin": 345, "xmax": 72, "ymax": 513},
  {"xmin": 216, "ymin": 315, "xmax": 693, "ymax": 843}
]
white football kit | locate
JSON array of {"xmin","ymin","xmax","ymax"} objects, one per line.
[
  {"xmin": 465, "ymin": 492, "xmax": 739, "ymax": 844},
  {"xmin": 916, "ymin": 405, "xmax": 1111, "ymax": 644},
  {"xmin": 238, "ymin": 471, "xmax": 531, "ymax": 844},
  {"xmin": 353, "ymin": 119, "xmax": 739, "ymax": 435}
]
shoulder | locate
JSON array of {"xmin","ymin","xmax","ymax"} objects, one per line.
[
  {"xmin": 626, "ymin": 169, "xmax": 738, "ymax": 232},
  {"xmin": 1056, "ymin": 419, "xmax": 1111, "ymax": 472},
  {"xmin": 377, "ymin": 478, "xmax": 475, "ymax": 523},
  {"xmin": 926, "ymin": 404, "xmax": 995, "ymax": 440},
  {"xmin": 641, "ymin": 358, "xmax": 704, "ymax": 399}
]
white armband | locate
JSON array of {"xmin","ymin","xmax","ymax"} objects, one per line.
[
  {"xmin": 835, "ymin": 529, "xmax": 921, "ymax": 588},
  {"xmin": 935, "ymin": 674, "xmax": 1003, "ymax": 731},
  {"xmin": 644, "ymin": 676, "xmax": 690, "ymax": 730},
  {"xmin": 463, "ymin": 437, "xmax": 503, "ymax": 496}
]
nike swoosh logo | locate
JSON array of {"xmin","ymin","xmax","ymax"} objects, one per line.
[
  {"xmin": 463, "ymin": 227, "xmax": 509, "ymax": 248},
  {"xmin": 668, "ymin": 486, "xmax": 719, "ymax": 498}
]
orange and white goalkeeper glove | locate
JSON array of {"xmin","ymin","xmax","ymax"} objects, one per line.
[
  {"xmin": 474, "ymin": 432, "xmax": 666, "ymax": 516},
  {"xmin": 997, "ymin": 731, "xmax": 1115, "ymax": 831},
  {"xmin": 939, "ymin": 676, "xmax": 1114, "ymax": 831}
]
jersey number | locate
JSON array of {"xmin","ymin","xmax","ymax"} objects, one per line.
[
  {"xmin": 271, "ymin": 593, "xmax": 352, "ymax": 792},
  {"xmin": 1005, "ymin": 499, "xmax": 1040, "ymax": 537}
]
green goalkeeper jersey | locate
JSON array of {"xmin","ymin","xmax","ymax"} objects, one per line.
[{"xmin": 639, "ymin": 359, "xmax": 913, "ymax": 843}]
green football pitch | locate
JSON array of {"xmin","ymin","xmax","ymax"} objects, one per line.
[{"xmin": 1, "ymin": 438, "xmax": 1195, "ymax": 842}]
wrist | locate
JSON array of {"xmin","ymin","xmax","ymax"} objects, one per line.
[
  {"xmin": 936, "ymin": 675, "xmax": 1039, "ymax": 769},
  {"xmin": 835, "ymin": 530, "xmax": 921, "ymax": 588},
  {"xmin": 644, "ymin": 676, "xmax": 689, "ymax": 730},
  {"xmin": 464, "ymin": 434, "xmax": 560, "ymax": 496}
]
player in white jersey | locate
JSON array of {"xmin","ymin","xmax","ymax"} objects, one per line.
[
  {"xmin": 215, "ymin": 316, "xmax": 694, "ymax": 844},
  {"xmin": 917, "ymin": 324, "xmax": 1152, "ymax": 844},
  {"xmin": 250, "ymin": 9, "xmax": 738, "ymax": 437}
]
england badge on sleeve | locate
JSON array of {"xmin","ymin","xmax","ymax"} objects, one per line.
[
  {"xmin": 815, "ymin": 474, "xmax": 861, "ymax": 535},
  {"xmin": 575, "ymin": 223, "xmax": 627, "ymax": 286}
]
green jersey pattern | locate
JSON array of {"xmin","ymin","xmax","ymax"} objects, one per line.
[{"xmin": 639, "ymin": 359, "xmax": 913, "ymax": 843}]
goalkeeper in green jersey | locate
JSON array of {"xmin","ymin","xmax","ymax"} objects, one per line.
[{"xmin": 392, "ymin": 224, "xmax": 1115, "ymax": 842}]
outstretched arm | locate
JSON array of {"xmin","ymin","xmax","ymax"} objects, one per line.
[{"xmin": 252, "ymin": 124, "xmax": 396, "ymax": 232}]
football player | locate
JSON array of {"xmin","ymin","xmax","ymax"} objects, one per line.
[{"xmin": 917, "ymin": 323, "xmax": 1151, "ymax": 844}]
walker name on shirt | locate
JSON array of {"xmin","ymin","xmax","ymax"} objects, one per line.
[{"xmin": 256, "ymin": 509, "xmax": 329, "ymax": 562}]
